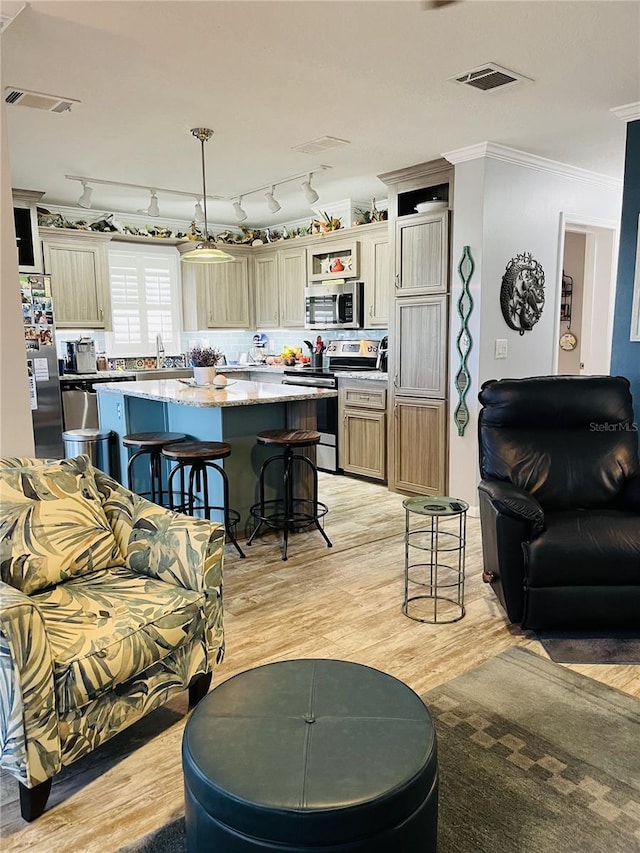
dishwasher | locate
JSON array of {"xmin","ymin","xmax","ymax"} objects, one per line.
[{"xmin": 61, "ymin": 375, "xmax": 135, "ymax": 430}]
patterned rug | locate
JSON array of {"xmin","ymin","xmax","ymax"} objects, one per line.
[
  {"xmin": 536, "ymin": 631, "xmax": 640, "ymax": 664},
  {"xmin": 119, "ymin": 648, "xmax": 640, "ymax": 853}
]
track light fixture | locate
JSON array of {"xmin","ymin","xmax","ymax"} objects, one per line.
[
  {"xmin": 180, "ymin": 128, "xmax": 234, "ymax": 265},
  {"xmin": 301, "ymin": 173, "xmax": 319, "ymax": 205},
  {"xmin": 194, "ymin": 199, "xmax": 205, "ymax": 222},
  {"xmin": 233, "ymin": 196, "xmax": 247, "ymax": 222},
  {"xmin": 78, "ymin": 180, "xmax": 93, "ymax": 208},
  {"xmin": 148, "ymin": 190, "xmax": 160, "ymax": 217},
  {"xmin": 265, "ymin": 186, "xmax": 281, "ymax": 214}
]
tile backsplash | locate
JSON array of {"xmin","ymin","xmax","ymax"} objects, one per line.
[{"xmin": 57, "ymin": 328, "xmax": 387, "ymax": 369}]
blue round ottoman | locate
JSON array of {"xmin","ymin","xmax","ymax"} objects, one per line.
[{"xmin": 182, "ymin": 658, "xmax": 438, "ymax": 852}]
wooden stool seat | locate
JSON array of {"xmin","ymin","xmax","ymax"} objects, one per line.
[
  {"xmin": 122, "ymin": 431, "xmax": 186, "ymax": 448},
  {"xmin": 248, "ymin": 431, "xmax": 331, "ymax": 561},
  {"xmin": 162, "ymin": 440, "xmax": 245, "ymax": 558},
  {"xmin": 256, "ymin": 429, "xmax": 321, "ymax": 448},
  {"xmin": 162, "ymin": 441, "xmax": 232, "ymax": 462},
  {"xmin": 122, "ymin": 432, "xmax": 187, "ymax": 507}
]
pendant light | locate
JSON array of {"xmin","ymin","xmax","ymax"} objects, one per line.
[{"xmin": 181, "ymin": 128, "xmax": 234, "ymax": 264}]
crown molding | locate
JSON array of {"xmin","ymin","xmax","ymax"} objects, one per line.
[
  {"xmin": 443, "ymin": 142, "xmax": 622, "ymax": 191},
  {"xmin": 611, "ymin": 102, "xmax": 640, "ymax": 123}
]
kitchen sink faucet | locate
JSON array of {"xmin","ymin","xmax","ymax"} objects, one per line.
[{"xmin": 156, "ymin": 333, "xmax": 165, "ymax": 369}]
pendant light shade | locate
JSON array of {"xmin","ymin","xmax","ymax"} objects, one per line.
[{"xmin": 181, "ymin": 127, "xmax": 234, "ymax": 265}]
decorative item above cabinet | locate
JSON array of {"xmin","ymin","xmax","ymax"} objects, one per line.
[{"xmin": 307, "ymin": 240, "xmax": 359, "ymax": 281}]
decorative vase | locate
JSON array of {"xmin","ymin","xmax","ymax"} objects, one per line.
[{"xmin": 193, "ymin": 366, "xmax": 215, "ymax": 386}]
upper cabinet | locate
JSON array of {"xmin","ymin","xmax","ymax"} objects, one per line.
[
  {"xmin": 180, "ymin": 245, "xmax": 251, "ymax": 330},
  {"xmin": 252, "ymin": 243, "xmax": 306, "ymax": 329},
  {"xmin": 395, "ymin": 211, "xmax": 448, "ymax": 295},
  {"xmin": 13, "ymin": 189, "xmax": 44, "ymax": 273},
  {"xmin": 40, "ymin": 228, "xmax": 112, "ymax": 329},
  {"xmin": 358, "ymin": 223, "xmax": 390, "ymax": 328},
  {"xmin": 307, "ymin": 239, "xmax": 359, "ymax": 281}
]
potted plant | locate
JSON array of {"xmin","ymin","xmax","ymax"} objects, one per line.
[{"xmin": 188, "ymin": 345, "xmax": 222, "ymax": 385}]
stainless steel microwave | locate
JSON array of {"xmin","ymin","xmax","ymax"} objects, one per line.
[{"xmin": 304, "ymin": 281, "xmax": 364, "ymax": 330}]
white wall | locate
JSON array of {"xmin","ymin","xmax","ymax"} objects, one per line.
[
  {"xmin": 447, "ymin": 149, "xmax": 622, "ymax": 510},
  {"xmin": 1, "ymin": 102, "xmax": 34, "ymax": 458}
]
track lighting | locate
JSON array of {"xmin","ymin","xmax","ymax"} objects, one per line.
[
  {"xmin": 147, "ymin": 190, "xmax": 160, "ymax": 217},
  {"xmin": 78, "ymin": 180, "xmax": 93, "ymax": 208},
  {"xmin": 265, "ymin": 186, "xmax": 281, "ymax": 214},
  {"xmin": 194, "ymin": 199, "xmax": 205, "ymax": 222},
  {"xmin": 302, "ymin": 173, "xmax": 319, "ymax": 205},
  {"xmin": 233, "ymin": 196, "xmax": 247, "ymax": 222}
]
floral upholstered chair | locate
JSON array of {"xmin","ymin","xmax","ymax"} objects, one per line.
[{"xmin": 0, "ymin": 454, "xmax": 225, "ymax": 821}]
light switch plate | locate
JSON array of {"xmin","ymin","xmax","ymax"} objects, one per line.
[{"xmin": 495, "ymin": 339, "xmax": 508, "ymax": 359}]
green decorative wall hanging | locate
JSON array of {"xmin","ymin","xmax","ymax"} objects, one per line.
[{"xmin": 454, "ymin": 245, "xmax": 474, "ymax": 437}]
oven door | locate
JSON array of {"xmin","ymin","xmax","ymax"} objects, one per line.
[{"xmin": 281, "ymin": 377, "xmax": 339, "ymax": 473}]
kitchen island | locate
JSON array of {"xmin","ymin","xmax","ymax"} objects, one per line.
[{"xmin": 96, "ymin": 378, "xmax": 338, "ymax": 531}]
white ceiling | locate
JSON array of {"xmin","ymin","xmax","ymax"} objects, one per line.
[{"xmin": 2, "ymin": 0, "xmax": 639, "ymax": 228}]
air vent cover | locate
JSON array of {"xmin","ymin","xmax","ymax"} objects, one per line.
[
  {"xmin": 293, "ymin": 136, "xmax": 350, "ymax": 156},
  {"xmin": 4, "ymin": 87, "xmax": 80, "ymax": 112},
  {"xmin": 450, "ymin": 63, "xmax": 531, "ymax": 92}
]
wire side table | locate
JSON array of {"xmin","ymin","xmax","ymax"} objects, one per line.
[{"xmin": 403, "ymin": 496, "xmax": 468, "ymax": 624}]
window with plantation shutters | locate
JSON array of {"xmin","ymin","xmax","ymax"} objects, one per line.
[{"xmin": 107, "ymin": 245, "xmax": 181, "ymax": 356}]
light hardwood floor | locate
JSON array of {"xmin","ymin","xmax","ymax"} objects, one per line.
[{"xmin": 2, "ymin": 474, "xmax": 638, "ymax": 852}]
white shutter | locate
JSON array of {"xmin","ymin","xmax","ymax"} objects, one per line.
[{"xmin": 108, "ymin": 246, "xmax": 180, "ymax": 356}]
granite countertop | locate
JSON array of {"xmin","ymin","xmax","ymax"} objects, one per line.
[
  {"xmin": 335, "ymin": 371, "xmax": 388, "ymax": 381},
  {"xmin": 95, "ymin": 378, "xmax": 337, "ymax": 408},
  {"xmin": 59, "ymin": 371, "xmax": 137, "ymax": 382}
]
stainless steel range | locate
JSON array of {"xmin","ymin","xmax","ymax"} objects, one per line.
[{"xmin": 281, "ymin": 340, "xmax": 380, "ymax": 472}]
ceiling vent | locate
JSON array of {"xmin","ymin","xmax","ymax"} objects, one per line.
[
  {"xmin": 293, "ymin": 136, "xmax": 351, "ymax": 156},
  {"xmin": 450, "ymin": 63, "xmax": 531, "ymax": 92},
  {"xmin": 4, "ymin": 87, "xmax": 80, "ymax": 113}
]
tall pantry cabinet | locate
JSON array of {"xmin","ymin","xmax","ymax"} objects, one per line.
[{"xmin": 379, "ymin": 159, "xmax": 452, "ymax": 496}]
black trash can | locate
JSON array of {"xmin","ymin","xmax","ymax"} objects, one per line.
[{"xmin": 63, "ymin": 428, "xmax": 114, "ymax": 475}]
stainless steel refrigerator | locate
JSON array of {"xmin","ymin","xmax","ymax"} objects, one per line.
[{"xmin": 19, "ymin": 273, "xmax": 64, "ymax": 458}]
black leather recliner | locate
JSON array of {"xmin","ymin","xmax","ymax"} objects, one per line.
[{"xmin": 477, "ymin": 375, "xmax": 640, "ymax": 630}]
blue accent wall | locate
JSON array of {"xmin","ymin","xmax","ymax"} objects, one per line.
[{"xmin": 610, "ymin": 119, "xmax": 640, "ymax": 426}]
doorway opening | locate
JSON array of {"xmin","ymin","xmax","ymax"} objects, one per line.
[{"xmin": 555, "ymin": 215, "xmax": 619, "ymax": 376}]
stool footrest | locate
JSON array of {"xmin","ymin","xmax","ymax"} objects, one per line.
[{"xmin": 250, "ymin": 498, "xmax": 329, "ymax": 533}]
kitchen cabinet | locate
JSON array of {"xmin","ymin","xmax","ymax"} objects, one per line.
[
  {"xmin": 13, "ymin": 189, "xmax": 44, "ymax": 273},
  {"xmin": 380, "ymin": 157, "xmax": 453, "ymax": 498},
  {"xmin": 391, "ymin": 397, "xmax": 447, "ymax": 495},
  {"xmin": 359, "ymin": 224, "xmax": 390, "ymax": 328},
  {"xmin": 395, "ymin": 211, "xmax": 448, "ymax": 295},
  {"xmin": 252, "ymin": 244, "xmax": 306, "ymax": 329},
  {"xmin": 181, "ymin": 246, "xmax": 251, "ymax": 330},
  {"xmin": 307, "ymin": 238, "xmax": 359, "ymax": 281},
  {"xmin": 339, "ymin": 379, "xmax": 387, "ymax": 481},
  {"xmin": 393, "ymin": 295, "xmax": 448, "ymax": 398},
  {"xmin": 40, "ymin": 227, "xmax": 112, "ymax": 329}
]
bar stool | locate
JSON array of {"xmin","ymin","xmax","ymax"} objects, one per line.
[
  {"xmin": 161, "ymin": 441, "xmax": 245, "ymax": 558},
  {"xmin": 122, "ymin": 431, "xmax": 186, "ymax": 507},
  {"xmin": 247, "ymin": 429, "xmax": 332, "ymax": 561}
]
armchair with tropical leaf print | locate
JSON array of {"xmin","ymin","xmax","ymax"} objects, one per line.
[{"xmin": 0, "ymin": 454, "xmax": 225, "ymax": 821}]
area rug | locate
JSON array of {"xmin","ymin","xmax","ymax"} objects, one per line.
[
  {"xmin": 118, "ymin": 647, "xmax": 640, "ymax": 853},
  {"xmin": 537, "ymin": 631, "xmax": 640, "ymax": 664}
]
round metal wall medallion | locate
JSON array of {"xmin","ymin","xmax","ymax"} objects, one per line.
[{"xmin": 500, "ymin": 252, "xmax": 546, "ymax": 335}]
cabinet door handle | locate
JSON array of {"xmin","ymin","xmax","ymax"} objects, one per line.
[
  {"xmin": 99, "ymin": 307, "xmax": 104, "ymax": 320},
  {"xmin": 394, "ymin": 373, "xmax": 399, "ymax": 388},
  {"xmin": 369, "ymin": 304, "xmax": 373, "ymax": 320},
  {"xmin": 395, "ymin": 273, "xmax": 400, "ymax": 289}
]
